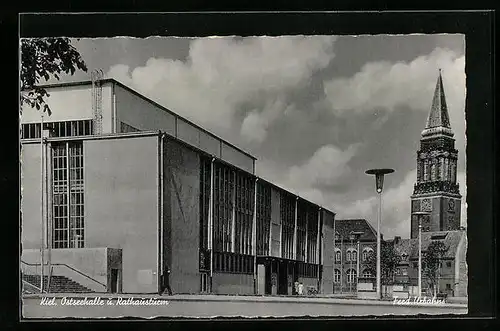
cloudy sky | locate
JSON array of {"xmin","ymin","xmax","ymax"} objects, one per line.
[{"xmin": 56, "ymin": 34, "xmax": 466, "ymax": 239}]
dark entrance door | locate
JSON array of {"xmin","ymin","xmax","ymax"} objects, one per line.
[
  {"xmin": 278, "ymin": 261, "xmax": 288, "ymax": 295},
  {"xmin": 264, "ymin": 263, "xmax": 272, "ymax": 295},
  {"xmin": 110, "ymin": 269, "xmax": 119, "ymax": 293}
]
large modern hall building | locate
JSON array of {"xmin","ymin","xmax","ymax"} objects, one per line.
[{"xmin": 20, "ymin": 77, "xmax": 336, "ymax": 296}]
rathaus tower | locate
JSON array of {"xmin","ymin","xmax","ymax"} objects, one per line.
[{"xmin": 410, "ymin": 70, "xmax": 462, "ymax": 239}]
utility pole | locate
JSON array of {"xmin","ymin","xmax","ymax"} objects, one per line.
[
  {"xmin": 40, "ymin": 114, "xmax": 44, "ymax": 293},
  {"xmin": 350, "ymin": 236, "xmax": 353, "ymax": 293},
  {"xmin": 414, "ymin": 211, "xmax": 430, "ymax": 297},
  {"xmin": 366, "ymin": 168, "xmax": 394, "ymax": 300}
]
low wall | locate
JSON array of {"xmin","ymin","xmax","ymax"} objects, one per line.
[
  {"xmin": 21, "ymin": 248, "xmax": 117, "ymax": 292},
  {"xmin": 357, "ymin": 282, "xmax": 374, "ymax": 291},
  {"xmin": 392, "ymin": 285, "xmax": 409, "ymax": 299},
  {"xmin": 357, "ymin": 290, "xmax": 378, "ymax": 300},
  {"xmin": 212, "ymin": 273, "xmax": 254, "ymax": 295}
]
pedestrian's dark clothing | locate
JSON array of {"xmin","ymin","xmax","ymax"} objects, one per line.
[{"xmin": 160, "ymin": 269, "xmax": 173, "ymax": 295}]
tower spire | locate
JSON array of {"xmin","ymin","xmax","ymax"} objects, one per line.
[{"xmin": 421, "ymin": 70, "xmax": 453, "ymax": 138}]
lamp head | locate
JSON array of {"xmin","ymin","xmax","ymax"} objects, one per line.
[{"xmin": 366, "ymin": 168, "xmax": 395, "ymax": 193}]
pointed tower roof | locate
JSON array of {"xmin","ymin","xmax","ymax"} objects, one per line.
[{"xmin": 421, "ymin": 70, "xmax": 454, "ymax": 138}]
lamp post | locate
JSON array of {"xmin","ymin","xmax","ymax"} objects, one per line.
[
  {"xmin": 365, "ymin": 168, "xmax": 394, "ymax": 299},
  {"xmin": 413, "ymin": 211, "xmax": 430, "ymax": 297},
  {"xmin": 349, "ymin": 235, "xmax": 354, "ymax": 293},
  {"xmin": 40, "ymin": 114, "xmax": 44, "ymax": 293}
]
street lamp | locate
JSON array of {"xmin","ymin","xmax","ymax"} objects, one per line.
[
  {"xmin": 365, "ymin": 168, "xmax": 394, "ymax": 299},
  {"xmin": 413, "ymin": 211, "xmax": 430, "ymax": 297}
]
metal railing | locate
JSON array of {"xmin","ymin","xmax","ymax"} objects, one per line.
[
  {"xmin": 22, "ymin": 279, "xmax": 43, "ymax": 293},
  {"xmin": 21, "ymin": 260, "xmax": 107, "ymax": 292}
]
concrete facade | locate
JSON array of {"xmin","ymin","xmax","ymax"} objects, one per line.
[
  {"xmin": 320, "ymin": 210, "xmax": 335, "ymax": 295},
  {"xmin": 20, "ymin": 79, "xmax": 336, "ymax": 296},
  {"xmin": 163, "ymin": 138, "xmax": 201, "ymax": 294}
]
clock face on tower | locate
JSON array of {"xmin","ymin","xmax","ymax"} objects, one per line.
[
  {"xmin": 421, "ymin": 198, "xmax": 432, "ymax": 212},
  {"xmin": 448, "ymin": 199, "xmax": 455, "ymax": 212}
]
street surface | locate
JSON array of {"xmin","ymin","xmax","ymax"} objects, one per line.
[{"xmin": 22, "ymin": 293, "xmax": 468, "ymax": 319}]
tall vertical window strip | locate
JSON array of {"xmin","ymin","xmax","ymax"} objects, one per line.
[
  {"xmin": 213, "ymin": 163, "xmax": 234, "ymax": 252},
  {"xmin": 256, "ymin": 182, "xmax": 271, "ymax": 256},
  {"xmin": 307, "ymin": 207, "xmax": 318, "ymax": 264},
  {"xmin": 199, "ymin": 157, "xmax": 211, "ymax": 250},
  {"xmin": 52, "ymin": 143, "xmax": 68, "ymax": 249},
  {"xmin": 280, "ymin": 193, "xmax": 295, "ymax": 260},
  {"xmin": 52, "ymin": 142, "xmax": 85, "ymax": 248},
  {"xmin": 296, "ymin": 201, "xmax": 307, "ymax": 262},
  {"xmin": 234, "ymin": 172, "xmax": 254, "ymax": 255}
]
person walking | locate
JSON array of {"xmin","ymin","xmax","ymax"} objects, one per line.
[
  {"xmin": 298, "ymin": 282, "xmax": 304, "ymax": 296},
  {"xmin": 162, "ymin": 266, "xmax": 173, "ymax": 295}
]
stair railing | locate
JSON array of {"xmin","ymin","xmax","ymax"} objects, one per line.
[
  {"xmin": 22, "ymin": 279, "xmax": 43, "ymax": 294},
  {"xmin": 21, "ymin": 260, "xmax": 107, "ymax": 292},
  {"xmin": 48, "ymin": 266, "xmax": 53, "ymax": 292}
]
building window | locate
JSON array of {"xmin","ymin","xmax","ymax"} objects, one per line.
[
  {"xmin": 296, "ymin": 200, "xmax": 307, "ymax": 262},
  {"xmin": 22, "ymin": 120, "xmax": 93, "ymax": 139},
  {"xmin": 199, "ymin": 156, "xmax": 211, "ymax": 251},
  {"xmin": 306, "ymin": 206, "xmax": 319, "ymax": 264},
  {"xmin": 213, "ymin": 251, "xmax": 254, "ymax": 274},
  {"xmin": 200, "ymin": 273, "xmax": 209, "ymax": 293},
  {"xmin": 280, "ymin": 193, "xmax": 295, "ymax": 260},
  {"xmin": 335, "ymin": 249, "xmax": 341, "ymax": 263},
  {"xmin": 120, "ymin": 122, "xmax": 140, "ymax": 133},
  {"xmin": 430, "ymin": 161, "xmax": 436, "ymax": 181},
  {"xmin": 362, "ymin": 269, "xmax": 373, "ymax": 278},
  {"xmin": 334, "ymin": 269, "xmax": 341, "ymax": 283},
  {"xmin": 401, "ymin": 267, "xmax": 408, "ymax": 276},
  {"xmin": 346, "ymin": 269, "xmax": 357, "ymax": 284},
  {"xmin": 423, "ymin": 160, "xmax": 429, "ymax": 181},
  {"xmin": 256, "ymin": 181, "xmax": 271, "ymax": 256},
  {"xmin": 52, "ymin": 141, "xmax": 84, "ymax": 249},
  {"xmin": 213, "ymin": 163, "xmax": 234, "ymax": 253},
  {"xmin": 346, "ymin": 249, "xmax": 357, "ymax": 262},
  {"xmin": 413, "ymin": 262, "xmax": 418, "ymax": 268},
  {"xmin": 362, "ymin": 247, "xmax": 374, "ymax": 261},
  {"xmin": 401, "ymin": 253, "xmax": 408, "ymax": 261},
  {"xmin": 234, "ymin": 171, "xmax": 254, "ymax": 255},
  {"xmin": 446, "ymin": 261, "xmax": 452, "ymax": 268}
]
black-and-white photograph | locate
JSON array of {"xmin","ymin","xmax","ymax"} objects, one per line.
[{"xmin": 19, "ymin": 15, "xmax": 477, "ymax": 319}]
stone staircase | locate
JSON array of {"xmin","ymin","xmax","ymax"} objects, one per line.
[{"xmin": 22, "ymin": 273, "xmax": 94, "ymax": 293}]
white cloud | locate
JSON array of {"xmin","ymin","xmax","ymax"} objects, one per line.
[
  {"xmin": 107, "ymin": 36, "xmax": 337, "ymax": 138},
  {"xmin": 324, "ymin": 47, "xmax": 465, "ymax": 116},
  {"xmin": 335, "ymin": 170, "xmax": 417, "ymax": 238},
  {"xmin": 241, "ymin": 96, "xmax": 294, "ymax": 143},
  {"xmin": 286, "ymin": 144, "xmax": 358, "ymax": 189},
  {"xmin": 324, "ymin": 47, "xmax": 466, "ymax": 168},
  {"xmin": 255, "ymin": 144, "xmax": 358, "ymax": 211}
]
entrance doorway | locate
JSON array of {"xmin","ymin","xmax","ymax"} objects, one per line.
[
  {"xmin": 110, "ymin": 269, "xmax": 119, "ymax": 293},
  {"xmin": 278, "ymin": 261, "xmax": 288, "ymax": 295}
]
